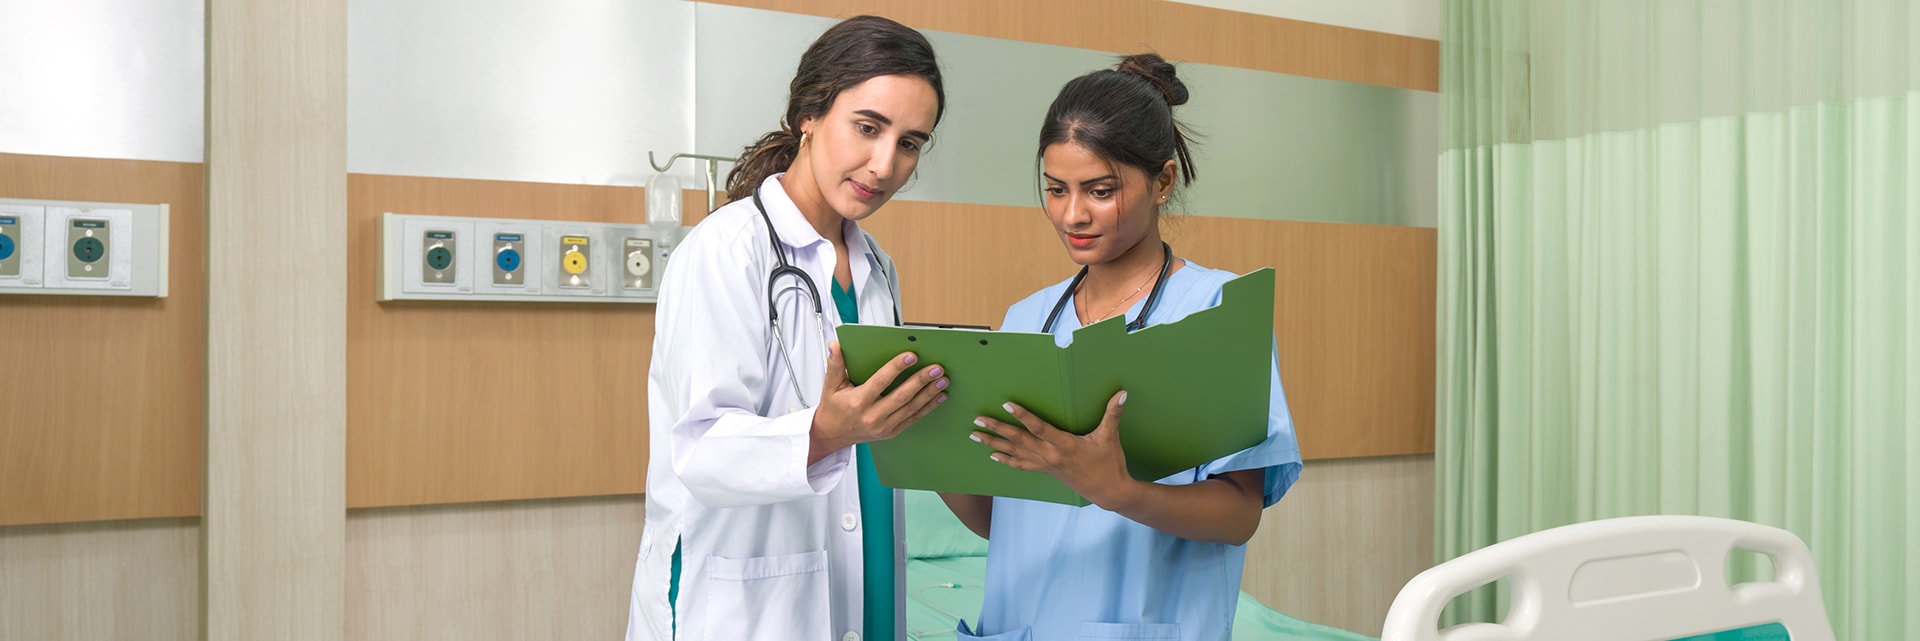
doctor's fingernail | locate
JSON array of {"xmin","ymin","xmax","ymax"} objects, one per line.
[
  {"xmin": 904, "ymin": 354, "xmax": 917, "ymax": 365},
  {"xmin": 937, "ymin": 394, "xmax": 948, "ymax": 404},
  {"xmin": 926, "ymin": 366, "xmax": 943, "ymax": 378},
  {"xmin": 973, "ymin": 418, "xmax": 987, "ymax": 428},
  {"xmin": 936, "ymin": 378, "xmax": 949, "ymax": 390},
  {"xmin": 968, "ymin": 432, "xmax": 982, "ymax": 443},
  {"xmin": 1002, "ymin": 402, "xmax": 1017, "ymax": 414}
]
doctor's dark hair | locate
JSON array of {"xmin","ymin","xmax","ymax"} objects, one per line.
[
  {"xmin": 724, "ymin": 15, "xmax": 946, "ymax": 204},
  {"xmin": 1037, "ymin": 53, "xmax": 1198, "ymax": 196}
]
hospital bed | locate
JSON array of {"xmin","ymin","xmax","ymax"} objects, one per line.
[
  {"xmin": 901, "ymin": 491, "xmax": 1378, "ymax": 641},
  {"xmin": 1380, "ymin": 515, "xmax": 1835, "ymax": 641}
]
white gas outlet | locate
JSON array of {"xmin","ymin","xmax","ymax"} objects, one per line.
[{"xmin": 622, "ymin": 237, "xmax": 655, "ymax": 290}]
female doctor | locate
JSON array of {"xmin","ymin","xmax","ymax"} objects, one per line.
[{"xmin": 625, "ymin": 15, "xmax": 951, "ymax": 641}]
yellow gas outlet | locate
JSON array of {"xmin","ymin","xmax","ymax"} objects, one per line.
[
  {"xmin": 559, "ymin": 235, "xmax": 591, "ymax": 288},
  {"xmin": 561, "ymin": 237, "xmax": 590, "ymax": 274}
]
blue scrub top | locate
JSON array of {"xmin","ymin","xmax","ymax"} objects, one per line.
[{"xmin": 959, "ymin": 261, "xmax": 1303, "ymax": 641}]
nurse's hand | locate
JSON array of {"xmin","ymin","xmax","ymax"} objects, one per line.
[
  {"xmin": 971, "ymin": 392, "xmax": 1132, "ymax": 502},
  {"xmin": 807, "ymin": 341, "xmax": 949, "ymax": 464}
]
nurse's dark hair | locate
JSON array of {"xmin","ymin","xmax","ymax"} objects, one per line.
[
  {"xmin": 724, "ymin": 15, "xmax": 946, "ymax": 204},
  {"xmin": 1037, "ymin": 52, "xmax": 1198, "ymax": 193}
]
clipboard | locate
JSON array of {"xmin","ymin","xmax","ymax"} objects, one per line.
[{"xmin": 839, "ymin": 268, "xmax": 1275, "ymax": 506}]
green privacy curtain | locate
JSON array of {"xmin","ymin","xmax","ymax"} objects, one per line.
[{"xmin": 1438, "ymin": 1, "xmax": 1916, "ymax": 638}]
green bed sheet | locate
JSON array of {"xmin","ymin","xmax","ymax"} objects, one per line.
[{"xmin": 900, "ymin": 555, "xmax": 1377, "ymax": 641}]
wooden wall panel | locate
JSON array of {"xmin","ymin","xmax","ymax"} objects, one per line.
[
  {"xmin": 0, "ymin": 153, "xmax": 204, "ymax": 527},
  {"xmin": 346, "ymin": 176, "xmax": 715, "ymax": 508},
  {"xmin": 862, "ymin": 202, "xmax": 1437, "ymax": 460},
  {"xmin": 350, "ymin": 181, "xmax": 1429, "ymax": 507},
  {"xmin": 701, "ymin": 0, "xmax": 1440, "ymax": 92}
]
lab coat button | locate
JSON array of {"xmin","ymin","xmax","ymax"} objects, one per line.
[
  {"xmin": 841, "ymin": 513, "xmax": 858, "ymax": 531},
  {"xmin": 843, "ymin": 632, "xmax": 861, "ymax": 641}
]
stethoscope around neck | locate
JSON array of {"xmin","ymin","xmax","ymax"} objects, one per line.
[
  {"xmin": 752, "ymin": 186, "xmax": 901, "ymax": 408},
  {"xmin": 1042, "ymin": 241, "xmax": 1174, "ymax": 334}
]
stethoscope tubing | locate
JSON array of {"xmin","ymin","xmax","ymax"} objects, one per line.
[{"xmin": 751, "ymin": 186, "xmax": 900, "ymax": 409}]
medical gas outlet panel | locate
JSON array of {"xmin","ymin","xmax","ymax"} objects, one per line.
[
  {"xmin": 378, "ymin": 212, "xmax": 676, "ymax": 303},
  {"xmin": 0, "ymin": 198, "xmax": 170, "ymax": 298}
]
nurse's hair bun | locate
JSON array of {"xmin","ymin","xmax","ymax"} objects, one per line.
[{"xmin": 1116, "ymin": 53, "xmax": 1189, "ymax": 108}]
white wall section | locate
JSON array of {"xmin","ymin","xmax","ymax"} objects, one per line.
[
  {"xmin": 347, "ymin": 0, "xmax": 698, "ymax": 187},
  {"xmin": 0, "ymin": 0, "xmax": 204, "ymax": 162}
]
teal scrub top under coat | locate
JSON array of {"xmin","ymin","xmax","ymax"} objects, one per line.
[
  {"xmin": 958, "ymin": 262, "xmax": 1303, "ymax": 641},
  {"xmin": 833, "ymin": 277, "xmax": 899, "ymax": 641}
]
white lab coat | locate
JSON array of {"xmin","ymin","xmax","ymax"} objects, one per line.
[{"xmin": 626, "ymin": 174, "xmax": 905, "ymax": 641}]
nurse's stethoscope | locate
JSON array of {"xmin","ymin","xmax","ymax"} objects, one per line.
[
  {"xmin": 1041, "ymin": 241, "xmax": 1174, "ymax": 333},
  {"xmin": 752, "ymin": 186, "xmax": 902, "ymax": 407}
]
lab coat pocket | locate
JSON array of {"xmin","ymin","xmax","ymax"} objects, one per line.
[
  {"xmin": 1076, "ymin": 621, "xmax": 1181, "ymax": 640},
  {"xmin": 702, "ymin": 550, "xmax": 830, "ymax": 641}
]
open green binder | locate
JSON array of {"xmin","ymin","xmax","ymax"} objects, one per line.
[{"xmin": 840, "ymin": 268, "xmax": 1275, "ymax": 506}]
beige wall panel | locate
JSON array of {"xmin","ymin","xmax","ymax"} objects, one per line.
[
  {"xmin": 0, "ymin": 518, "xmax": 200, "ymax": 641},
  {"xmin": 346, "ymin": 496, "xmax": 644, "ymax": 641},
  {"xmin": 700, "ymin": 0, "xmax": 1439, "ymax": 91},
  {"xmin": 1242, "ymin": 455, "xmax": 1434, "ymax": 636},
  {"xmin": 0, "ymin": 153, "xmax": 205, "ymax": 527},
  {"xmin": 863, "ymin": 203, "xmax": 1438, "ymax": 459},
  {"xmin": 203, "ymin": 0, "xmax": 347, "ymax": 638}
]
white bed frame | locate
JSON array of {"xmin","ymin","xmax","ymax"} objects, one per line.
[{"xmin": 1381, "ymin": 515, "xmax": 1835, "ymax": 641}]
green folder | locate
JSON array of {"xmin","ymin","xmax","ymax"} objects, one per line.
[{"xmin": 840, "ymin": 268, "xmax": 1275, "ymax": 506}]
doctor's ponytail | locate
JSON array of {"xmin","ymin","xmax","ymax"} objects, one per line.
[{"xmin": 724, "ymin": 15, "xmax": 946, "ymax": 204}]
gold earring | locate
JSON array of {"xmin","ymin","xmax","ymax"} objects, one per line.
[{"xmin": 799, "ymin": 131, "xmax": 810, "ymax": 147}]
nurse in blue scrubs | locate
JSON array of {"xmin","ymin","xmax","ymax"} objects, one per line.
[{"xmin": 940, "ymin": 53, "xmax": 1303, "ymax": 641}]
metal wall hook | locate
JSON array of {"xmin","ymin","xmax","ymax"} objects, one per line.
[{"xmin": 649, "ymin": 151, "xmax": 735, "ymax": 214}]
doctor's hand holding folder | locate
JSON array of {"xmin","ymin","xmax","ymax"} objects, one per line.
[{"xmin": 839, "ymin": 268, "xmax": 1277, "ymax": 506}]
